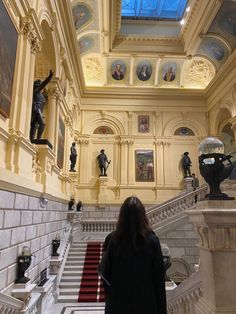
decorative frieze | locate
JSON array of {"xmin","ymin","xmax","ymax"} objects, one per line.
[{"xmin": 197, "ymin": 225, "xmax": 236, "ymax": 250}]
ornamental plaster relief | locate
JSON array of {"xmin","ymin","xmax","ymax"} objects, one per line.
[
  {"xmin": 82, "ymin": 57, "xmax": 103, "ymax": 85},
  {"xmin": 182, "ymin": 58, "xmax": 215, "ymax": 88}
]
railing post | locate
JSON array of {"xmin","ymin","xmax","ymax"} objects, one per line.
[{"xmin": 188, "ymin": 200, "xmax": 236, "ymax": 314}]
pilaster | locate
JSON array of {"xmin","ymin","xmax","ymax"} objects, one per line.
[
  {"xmin": 120, "ymin": 140, "xmax": 128, "ymax": 185},
  {"xmin": 78, "ymin": 138, "xmax": 90, "ymax": 184}
]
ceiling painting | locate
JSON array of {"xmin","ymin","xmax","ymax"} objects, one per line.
[
  {"xmin": 209, "ymin": 1, "xmax": 236, "ymax": 49},
  {"xmin": 108, "ymin": 59, "xmax": 130, "ymax": 86},
  {"xmin": 70, "ymin": 0, "xmax": 236, "ymax": 91},
  {"xmin": 134, "ymin": 60, "xmax": 155, "ymax": 86},
  {"xmin": 196, "ymin": 37, "xmax": 229, "ymax": 69},
  {"xmin": 78, "ymin": 34, "xmax": 100, "ymax": 55}
]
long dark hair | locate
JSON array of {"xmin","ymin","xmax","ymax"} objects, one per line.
[{"xmin": 115, "ymin": 196, "xmax": 152, "ymax": 252}]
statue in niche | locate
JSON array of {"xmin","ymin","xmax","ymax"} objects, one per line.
[
  {"xmin": 30, "ymin": 70, "xmax": 54, "ymax": 142},
  {"xmin": 69, "ymin": 142, "xmax": 77, "ymax": 172},
  {"xmin": 181, "ymin": 152, "xmax": 192, "ymax": 177},
  {"xmin": 97, "ymin": 149, "xmax": 111, "ymax": 176}
]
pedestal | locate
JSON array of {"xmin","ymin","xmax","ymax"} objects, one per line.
[
  {"xmin": 188, "ymin": 202, "xmax": 236, "ymax": 314},
  {"xmin": 97, "ymin": 176, "xmax": 109, "ymax": 204},
  {"xmin": 12, "ymin": 281, "xmax": 36, "ymax": 307},
  {"xmin": 35, "ymin": 275, "xmax": 56, "ymax": 314},
  {"xmin": 49, "ymin": 257, "xmax": 62, "ymax": 275},
  {"xmin": 184, "ymin": 176, "xmax": 193, "ymax": 192},
  {"xmin": 31, "ymin": 139, "xmax": 53, "ymax": 150}
]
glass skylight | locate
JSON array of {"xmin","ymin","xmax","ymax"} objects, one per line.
[{"xmin": 121, "ymin": 0, "xmax": 188, "ymax": 21}]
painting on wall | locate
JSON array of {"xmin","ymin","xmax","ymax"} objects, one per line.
[
  {"xmin": 219, "ymin": 11, "xmax": 236, "ymax": 38},
  {"xmin": 72, "ymin": 3, "xmax": 93, "ymax": 31},
  {"xmin": 199, "ymin": 37, "xmax": 228, "ymax": 63},
  {"xmin": 111, "ymin": 60, "xmax": 126, "ymax": 81},
  {"xmin": 78, "ymin": 34, "xmax": 100, "ymax": 55},
  {"xmin": 138, "ymin": 115, "xmax": 149, "ymax": 133},
  {"xmin": 136, "ymin": 61, "xmax": 152, "ymax": 81},
  {"xmin": 174, "ymin": 127, "xmax": 195, "ymax": 136},
  {"xmin": 162, "ymin": 62, "xmax": 177, "ymax": 82},
  {"xmin": 57, "ymin": 116, "xmax": 65, "ymax": 169},
  {"xmin": 135, "ymin": 150, "xmax": 154, "ymax": 182},
  {"xmin": 93, "ymin": 126, "xmax": 114, "ymax": 134},
  {"xmin": 0, "ymin": 1, "xmax": 18, "ymax": 118}
]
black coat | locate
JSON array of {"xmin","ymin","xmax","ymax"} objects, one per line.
[{"xmin": 103, "ymin": 231, "xmax": 167, "ymax": 314}]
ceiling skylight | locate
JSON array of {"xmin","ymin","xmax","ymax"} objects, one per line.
[{"xmin": 121, "ymin": 0, "xmax": 188, "ymax": 21}]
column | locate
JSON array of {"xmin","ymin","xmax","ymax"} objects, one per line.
[{"xmin": 188, "ymin": 201, "xmax": 236, "ymax": 314}]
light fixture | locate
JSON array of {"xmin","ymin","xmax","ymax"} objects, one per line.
[
  {"xmin": 180, "ymin": 19, "xmax": 185, "ymax": 25},
  {"xmin": 186, "ymin": 6, "xmax": 190, "ymax": 12}
]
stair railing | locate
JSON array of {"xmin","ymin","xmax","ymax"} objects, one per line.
[
  {"xmin": 167, "ymin": 270, "xmax": 202, "ymax": 313},
  {"xmin": 79, "ymin": 185, "xmax": 207, "ymax": 233},
  {"xmin": 0, "ymin": 292, "xmax": 24, "ymax": 314}
]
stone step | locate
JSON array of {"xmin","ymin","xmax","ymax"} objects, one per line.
[
  {"xmin": 59, "ymin": 282, "xmax": 81, "ymax": 289},
  {"xmin": 64, "ymin": 265, "xmax": 84, "ymax": 269},
  {"xmin": 65, "ymin": 260, "xmax": 84, "ymax": 265},
  {"xmin": 57, "ymin": 295, "xmax": 79, "ymax": 303},
  {"xmin": 60, "ymin": 288, "xmax": 80, "ymax": 295},
  {"xmin": 63, "ymin": 270, "xmax": 83, "ymax": 275},
  {"xmin": 61, "ymin": 276, "xmax": 81, "ymax": 282}
]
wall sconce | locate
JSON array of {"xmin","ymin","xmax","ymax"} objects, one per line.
[
  {"xmin": 15, "ymin": 246, "xmax": 33, "ymax": 284},
  {"xmin": 52, "ymin": 234, "xmax": 60, "ymax": 257},
  {"xmin": 40, "ymin": 196, "xmax": 48, "ymax": 208}
]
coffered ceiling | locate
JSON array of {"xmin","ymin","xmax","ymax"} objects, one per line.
[{"xmin": 70, "ymin": 0, "xmax": 236, "ymax": 93}]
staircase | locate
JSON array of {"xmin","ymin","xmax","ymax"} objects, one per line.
[
  {"xmin": 58, "ymin": 242, "xmax": 86, "ymax": 303},
  {"xmin": 58, "ymin": 241, "xmax": 105, "ymax": 304}
]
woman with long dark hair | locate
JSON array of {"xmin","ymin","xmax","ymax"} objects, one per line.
[{"xmin": 101, "ymin": 196, "xmax": 167, "ymax": 314}]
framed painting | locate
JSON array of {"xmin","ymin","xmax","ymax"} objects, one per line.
[
  {"xmin": 138, "ymin": 115, "xmax": 149, "ymax": 133},
  {"xmin": 135, "ymin": 150, "xmax": 154, "ymax": 182},
  {"xmin": 0, "ymin": 1, "xmax": 18, "ymax": 118},
  {"xmin": 57, "ymin": 116, "xmax": 65, "ymax": 169}
]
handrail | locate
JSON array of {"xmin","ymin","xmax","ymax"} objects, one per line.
[
  {"xmin": 79, "ymin": 185, "xmax": 207, "ymax": 232},
  {"xmin": 0, "ymin": 292, "xmax": 23, "ymax": 313},
  {"xmin": 167, "ymin": 271, "xmax": 202, "ymax": 313}
]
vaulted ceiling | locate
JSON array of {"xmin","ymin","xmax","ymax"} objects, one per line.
[{"xmin": 70, "ymin": 0, "xmax": 236, "ymax": 94}]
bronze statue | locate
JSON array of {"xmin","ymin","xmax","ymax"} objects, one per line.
[
  {"xmin": 70, "ymin": 142, "xmax": 77, "ymax": 172},
  {"xmin": 97, "ymin": 149, "xmax": 110, "ymax": 176},
  {"xmin": 181, "ymin": 152, "xmax": 192, "ymax": 177},
  {"xmin": 30, "ymin": 70, "xmax": 54, "ymax": 142}
]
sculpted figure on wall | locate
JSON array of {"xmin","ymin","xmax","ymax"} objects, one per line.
[
  {"xmin": 97, "ymin": 149, "xmax": 110, "ymax": 176},
  {"xmin": 70, "ymin": 142, "xmax": 77, "ymax": 172},
  {"xmin": 30, "ymin": 70, "xmax": 54, "ymax": 142}
]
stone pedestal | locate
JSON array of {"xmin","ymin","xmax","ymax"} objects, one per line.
[
  {"xmin": 188, "ymin": 201, "xmax": 236, "ymax": 314},
  {"xmin": 12, "ymin": 281, "xmax": 36, "ymax": 307},
  {"xmin": 184, "ymin": 176, "xmax": 193, "ymax": 192},
  {"xmin": 35, "ymin": 275, "xmax": 56, "ymax": 314},
  {"xmin": 49, "ymin": 257, "xmax": 62, "ymax": 275},
  {"xmin": 97, "ymin": 176, "xmax": 109, "ymax": 204}
]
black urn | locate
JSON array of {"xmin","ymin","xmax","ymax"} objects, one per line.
[
  {"xmin": 15, "ymin": 246, "xmax": 32, "ymax": 284},
  {"xmin": 199, "ymin": 138, "xmax": 234, "ymax": 200}
]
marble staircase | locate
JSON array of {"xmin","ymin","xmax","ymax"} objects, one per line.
[{"xmin": 58, "ymin": 242, "xmax": 86, "ymax": 303}]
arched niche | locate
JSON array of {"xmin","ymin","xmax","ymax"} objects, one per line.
[
  {"xmin": 163, "ymin": 117, "xmax": 206, "ymax": 137},
  {"xmin": 35, "ymin": 20, "xmax": 56, "ymax": 79}
]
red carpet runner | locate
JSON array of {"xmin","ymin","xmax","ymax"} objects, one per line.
[{"xmin": 78, "ymin": 242, "xmax": 105, "ymax": 302}]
